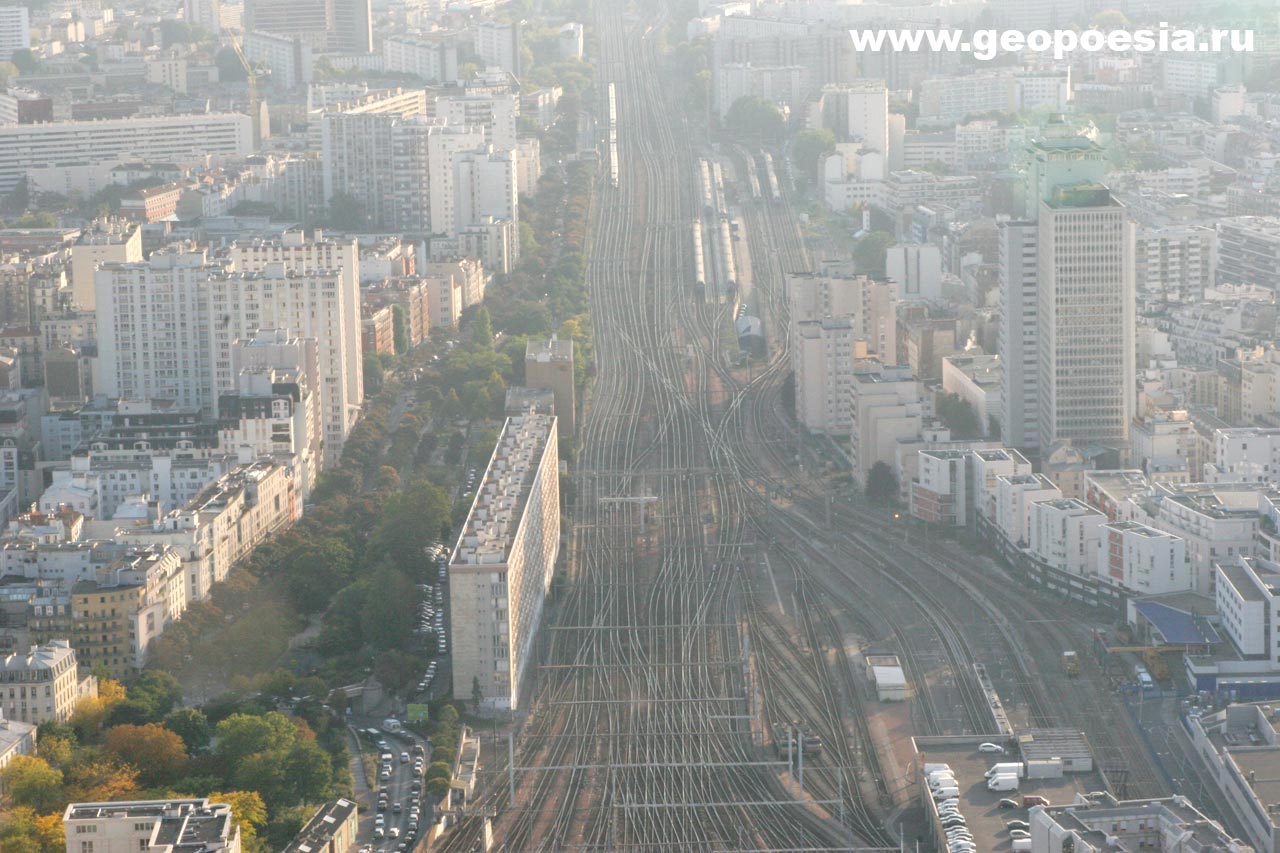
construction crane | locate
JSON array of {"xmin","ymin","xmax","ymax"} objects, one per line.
[{"xmin": 228, "ymin": 36, "xmax": 262, "ymax": 148}]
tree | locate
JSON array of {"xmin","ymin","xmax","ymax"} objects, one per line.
[
  {"xmin": 425, "ymin": 761, "xmax": 451, "ymax": 782},
  {"xmin": 937, "ymin": 392, "xmax": 982, "ymax": 439},
  {"xmin": 15, "ymin": 212, "xmax": 56, "ymax": 228},
  {"xmin": 213, "ymin": 712, "xmax": 298, "ymax": 771},
  {"xmin": 10, "ymin": 49, "xmax": 39, "ymax": 74},
  {"xmin": 64, "ymin": 757, "xmax": 139, "ymax": 803},
  {"xmin": 0, "ymin": 806, "xmax": 63, "ymax": 853},
  {"xmin": 103, "ymin": 724, "xmax": 188, "ymax": 785},
  {"xmin": 321, "ymin": 191, "xmax": 366, "ymax": 230},
  {"xmin": 279, "ymin": 741, "xmax": 334, "ymax": 805},
  {"xmin": 164, "ymin": 708, "xmax": 212, "ymax": 754},
  {"xmin": 0, "ymin": 756, "xmax": 64, "ymax": 812},
  {"xmin": 392, "ymin": 304, "xmax": 409, "ymax": 354},
  {"xmin": 791, "ymin": 128, "xmax": 835, "ymax": 185},
  {"xmin": 865, "ymin": 462, "xmax": 899, "ymax": 504},
  {"xmin": 424, "ymin": 776, "xmax": 451, "ymax": 799},
  {"xmin": 853, "ymin": 231, "xmax": 894, "ymax": 279},
  {"xmin": 471, "ymin": 676, "xmax": 483, "ymax": 714},
  {"xmin": 207, "ymin": 791, "xmax": 267, "ymax": 850},
  {"xmin": 723, "ymin": 96, "xmax": 785, "ymax": 145},
  {"xmin": 461, "ymin": 305, "xmax": 495, "ymax": 348},
  {"xmin": 215, "ymin": 48, "xmax": 248, "ymax": 82},
  {"xmin": 159, "ymin": 19, "xmax": 194, "ymax": 47},
  {"xmin": 110, "ymin": 670, "xmax": 183, "ymax": 725}
]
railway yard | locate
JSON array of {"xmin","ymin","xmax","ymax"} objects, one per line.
[{"xmin": 435, "ymin": 3, "xmax": 1216, "ymax": 851}]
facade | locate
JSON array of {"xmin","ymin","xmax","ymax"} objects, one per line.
[
  {"xmin": 793, "ymin": 317, "xmax": 858, "ymax": 435},
  {"xmin": 0, "ymin": 639, "xmax": 89, "ymax": 725},
  {"xmin": 1146, "ymin": 482, "xmax": 1271, "ymax": 596},
  {"xmin": 909, "ymin": 449, "xmax": 970, "ymax": 526},
  {"xmin": 998, "ymin": 219, "xmax": 1040, "ymax": 448},
  {"xmin": 1216, "ymin": 556, "xmax": 1279, "ymax": 659},
  {"xmin": 474, "ymin": 21, "xmax": 522, "ymax": 77},
  {"xmin": 525, "ymin": 338, "xmax": 575, "ymax": 438},
  {"xmin": 1217, "ymin": 216, "xmax": 1280, "ymax": 292},
  {"xmin": 994, "ymin": 473, "xmax": 1062, "ymax": 547},
  {"xmin": 941, "ymin": 354, "xmax": 1000, "ymax": 438},
  {"xmin": 0, "ymin": 114, "xmax": 252, "ymax": 194},
  {"xmin": 227, "ymin": 233, "xmax": 363, "ymax": 466},
  {"xmin": 850, "ymin": 365, "xmax": 924, "ymax": 477},
  {"xmin": 383, "ymin": 36, "xmax": 458, "ymax": 82},
  {"xmin": 70, "ymin": 225, "xmax": 142, "ymax": 311},
  {"xmin": 94, "ymin": 248, "xmax": 221, "ymax": 413},
  {"xmin": 450, "ymin": 413, "xmax": 559, "ymax": 710},
  {"xmin": 1036, "ymin": 182, "xmax": 1136, "ymax": 447},
  {"xmin": 0, "ymin": 7, "xmax": 29, "ymax": 62},
  {"xmin": 434, "ymin": 92, "xmax": 519, "ymax": 151},
  {"xmin": 1027, "ymin": 498, "xmax": 1106, "ymax": 578},
  {"xmin": 244, "ymin": 32, "xmax": 313, "ymax": 90},
  {"xmin": 1098, "ymin": 521, "xmax": 1189, "ymax": 595},
  {"xmin": 63, "ymin": 799, "xmax": 242, "ymax": 853}
]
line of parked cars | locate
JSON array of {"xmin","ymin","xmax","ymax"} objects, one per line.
[{"xmin": 925, "ymin": 763, "xmax": 973, "ymax": 853}]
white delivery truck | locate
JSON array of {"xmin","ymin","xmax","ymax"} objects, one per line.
[
  {"xmin": 987, "ymin": 774, "xmax": 1019, "ymax": 792},
  {"xmin": 985, "ymin": 762, "xmax": 1025, "ymax": 779},
  {"xmin": 1012, "ymin": 840, "xmax": 1032, "ymax": 852}
]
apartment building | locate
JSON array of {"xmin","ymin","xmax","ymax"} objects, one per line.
[
  {"xmin": 0, "ymin": 639, "xmax": 92, "ymax": 725},
  {"xmin": 1217, "ymin": 216, "xmax": 1280, "ymax": 292},
  {"xmin": 434, "ymin": 92, "xmax": 519, "ymax": 151},
  {"xmin": 117, "ymin": 460, "xmax": 298, "ymax": 602},
  {"xmin": 793, "ymin": 317, "xmax": 859, "ymax": 436},
  {"xmin": 225, "ymin": 233, "xmax": 363, "ymax": 466},
  {"xmin": 850, "ymin": 365, "xmax": 924, "ymax": 477},
  {"xmin": 70, "ymin": 225, "xmax": 141, "ymax": 311},
  {"xmin": 0, "ymin": 6, "xmax": 30, "ymax": 62},
  {"xmin": 1186, "ymin": 703, "xmax": 1280, "ymax": 853},
  {"xmin": 1029, "ymin": 792, "xmax": 1246, "ymax": 853},
  {"xmin": 1098, "ymin": 521, "xmax": 1190, "ymax": 595},
  {"xmin": 1027, "ymin": 498, "xmax": 1107, "ymax": 578},
  {"xmin": 994, "ymin": 473, "xmax": 1062, "ymax": 547},
  {"xmin": 525, "ymin": 338, "xmax": 575, "ymax": 437},
  {"xmin": 450, "ymin": 413, "xmax": 559, "ymax": 710},
  {"xmin": 282, "ymin": 799, "xmax": 359, "ymax": 853},
  {"xmin": 1144, "ymin": 482, "xmax": 1273, "ymax": 596},
  {"xmin": 383, "ymin": 35, "xmax": 458, "ymax": 82},
  {"xmin": 0, "ymin": 114, "xmax": 252, "ymax": 194},
  {"xmin": 909, "ymin": 449, "xmax": 970, "ymax": 526},
  {"xmin": 63, "ymin": 799, "xmax": 242, "ymax": 853},
  {"xmin": 474, "ymin": 20, "xmax": 522, "ymax": 77},
  {"xmin": 94, "ymin": 247, "xmax": 222, "ymax": 413},
  {"xmin": 7, "ymin": 543, "xmax": 187, "ymax": 678}
]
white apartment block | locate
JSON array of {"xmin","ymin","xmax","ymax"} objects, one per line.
[
  {"xmin": 886, "ymin": 243, "xmax": 943, "ymax": 303},
  {"xmin": 998, "ymin": 219, "xmax": 1039, "ymax": 448},
  {"xmin": 910, "ymin": 449, "xmax": 970, "ymax": 526},
  {"xmin": 1028, "ymin": 498, "xmax": 1107, "ymax": 577},
  {"xmin": 850, "ymin": 365, "xmax": 924, "ymax": 477},
  {"xmin": 787, "ymin": 270, "xmax": 897, "ymax": 359},
  {"xmin": 243, "ymin": 31, "xmax": 313, "ymax": 89},
  {"xmin": 970, "ymin": 447, "xmax": 1033, "ymax": 522},
  {"xmin": 1162, "ymin": 56, "xmax": 1232, "ymax": 98},
  {"xmin": 228, "ymin": 232, "xmax": 363, "ymax": 466},
  {"xmin": 995, "ymin": 473, "xmax": 1062, "ymax": 547},
  {"xmin": 1146, "ymin": 482, "xmax": 1270, "ymax": 596},
  {"xmin": 941, "ymin": 354, "xmax": 1000, "ymax": 438},
  {"xmin": 1211, "ymin": 428, "xmax": 1280, "ymax": 484},
  {"xmin": 1098, "ymin": 521, "xmax": 1190, "ymax": 595},
  {"xmin": 71, "ymin": 224, "xmax": 142, "ymax": 313},
  {"xmin": 450, "ymin": 413, "xmax": 559, "ymax": 710},
  {"xmin": 1217, "ymin": 216, "xmax": 1280, "ymax": 292},
  {"xmin": 205, "ymin": 266, "xmax": 359, "ymax": 467},
  {"xmin": 1132, "ymin": 410, "xmax": 1198, "ymax": 481},
  {"xmin": 382, "ymin": 36, "xmax": 458, "ymax": 82},
  {"xmin": 94, "ymin": 248, "xmax": 219, "ymax": 413},
  {"xmin": 1036, "ymin": 186, "xmax": 1136, "ymax": 446},
  {"xmin": 444, "ymin": 146, "xmax": 519, "ymax": 235},
  {"xmin": 63, "ymin": 799, "xmax": 242, "ymax": 853},
  {"xmin": 793, "ymin": 318, "xmax": 856, "ymax": 436},
  {"xmin": 474, "ymin": 20, "xmax": 522, "ymax": 77},
  {"xmin": 218, "ymin": 330, "xmax": 323, "ymax": 499},
  {"xmin": 42, "ymin": 452, "xmax": 240, "ymax": 521},
  {"xmin": 845, "ymin": 81, "xmax": 888, "ymax": 158},
  {"xmin": 435, "ymin": 92, "xmax": 519, "ymax": 151},
  {"xmin": 0, "ymin": 7, "xmax": 29, "ymax": 62},
  {"xmin": 918, "ymin": 69, "xmax": 1068, "ymax": 123},
  {"xmin": 0, "ymin": 640, "xmax": 88, "ymax": 725},
  {"xmin": 517, "ymin": 137, "xmax": 542, "ymax": 199},
  {"xmin": 0, "ymin": 113, "xmax": 252, "ymax": 194},
  {"xmin": 1216, "ymin": 556, "xmax": 1280, "ymax": 659},
  {"xmin": 1135, "ymin": 223, "xmax": 1215, "ymax": 297}
]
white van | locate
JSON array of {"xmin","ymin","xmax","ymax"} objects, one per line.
[
  {"xmin": 933, "ymin": 787, "xmax": 960, "ymax": 800},
  {"xmin": 1012, "ymin": 840, "xmax": 1032, "ymax": 852}
]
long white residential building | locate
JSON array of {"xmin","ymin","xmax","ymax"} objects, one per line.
[
  {"xmin": 0, "ymin": 113, "xmax": 253, "ymax": 193},
  {"xmin": 450, "ymin": 412, "xmax": 559, "ymax": 710}
]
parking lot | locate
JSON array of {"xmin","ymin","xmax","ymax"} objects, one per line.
[{"xmin": 914, "ymin": 738, "xmax": 1106, "ymax": 852}]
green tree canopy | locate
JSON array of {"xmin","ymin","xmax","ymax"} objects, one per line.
[
  {"xmin": 724, "ymin": 96, "xmax": 785, "ymax": 145},
  {"xmin": 791, "ymin": 128, "xmax": 836, "ymax": 185},
  {"xmin": 865, "ymin": 462, "xmax": 899, "ymax": 504},
  {"xmin": 853, "ymin": 231, "xmax": 894, "ymax": 279}
]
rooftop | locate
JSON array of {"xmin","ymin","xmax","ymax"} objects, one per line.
[
  {"xmin": 1131, "ymin": 600, "xmax": 1222, "ymax": 646},
  {"xmin": 452, "ymin": 413, "xmax": 555, "ymax": 568}
]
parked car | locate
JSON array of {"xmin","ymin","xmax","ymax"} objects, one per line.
[
  {"xmin": 998, "ymin": 798, "xmax": 1020, "ymax": 809},
  {"xmin": 978, "ymin": 742, "xmax": 1004, "ymax": 754}
]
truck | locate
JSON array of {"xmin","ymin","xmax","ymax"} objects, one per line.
[
  {"xmin": 987, "ymin": 774, "xmax": 1019, "ymax": 792},
  {"xmin": 985, "ymin": 762, "xmax": 1025, "ymax": 779},
  {"xmin": 1062, "ymin": 650, "xmax": 1080, "ymax": 677},
  {"xmin": 1012, "ymin": 839, "xmax": 1032, "ymax": 852}
]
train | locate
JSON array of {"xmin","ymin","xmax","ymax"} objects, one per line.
[
  {"xmin": 772, "ymin": 723, "xmax": 823, "ymax": 757},
  {"xmin": 691, "ymin": 220, "xmax": 706, "ymax": 298},
  {"xmin": 606, "ymin": 82, "xmax": 619, "ymax": 188},
  {"xmin": 761, "ymin": 152, "xmax": 780, "ymax": 200}
]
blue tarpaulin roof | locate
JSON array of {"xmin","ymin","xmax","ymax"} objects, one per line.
[{"xmin": 1134, "ymin": 600, "xmax": 1222, "ymax": 646}]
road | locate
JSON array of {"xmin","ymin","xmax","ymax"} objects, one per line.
[{"xmin": 349, "ymin": 724, "xmax": 433, "ymax": 851}]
